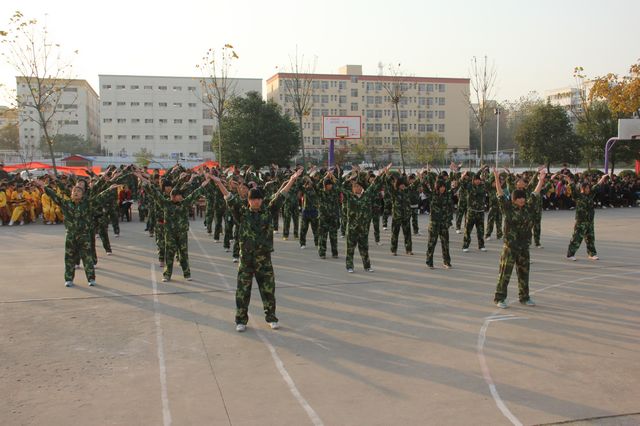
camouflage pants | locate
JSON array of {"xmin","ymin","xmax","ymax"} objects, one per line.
[
  {"xmin": 391, "ymin": 218, "xmax": 412, "ymax": 254},
  {"xmin": 346, "ymin": 227, "xmax": 371, "ymax": 270},
  {"xmin": 88, "ymin": 218, "xmax": 111, "ymax": 265},
  {"xmin": 532, "ymin": 212, "xmax": 542, "ymax": 246},
  {"xmin": 382, "ymin": 200, "xmax": 392, "ymax": 228},
  {"xmin": 318, "ymin": 216, "xmax": 339, "ymax": 257},
  {"xmin": 411, "ymin": 208, "xmax": 419, "ymax": 234},
  {"xmin": 426, "ymin": 222, "xmax": 451, "ymax": 267},
  {"xmin": 155, "ymin": 223, "xmax": 166, "ymax": 262},
  {"xmin": 340, "ymin": 204, "xmax": 348, "ymax": 236},
  {"xmin": 146, "ymin": 208, "xmax": 155, "ymax": 233},
  {"xmin": 485, "ymin": 206, "xmax": 503, "ymax": 239},
  {"xmin": 108, "ymin": 205, "xmax": 120, "ymax": 235},
  {"xmin": 567, "ymin": 220, "xmax": 596, "ymax": 257},
  {"xmin": 223, "ymin": 213, "xmax": 235, "ymax": 249},
  {"xmin": 213, "ymin": 206, "xmax": 225, "ymax": 240},
  {"xmin": 494, "ymin": 244, "xmax": 530, "ymax": 303},
  {"xmin": 235, "ymin": 252, "xmax": 278, "ymax": 325},
  {"xmin": 455, "ymin": 200, "xmax": 467, "ymax": 230},
  {"xmin": 163, "ymin": 231, "xmax": 190, "ymax": 279},
  {"xmin": 463, "ymin": 211, "xmax": 485, "ymax": 249},
  {"xmin": 204, "ymin": 202, "xmax": 215, "ymax": 234},
  {"xmin": 369, "ymin": 212, "xmax": 381, "ymax": 243},
  {"xmin": 271, "ymin": 206, "xmax": 279, "ymax": 231},
  {"xmin": 299, "ymin": 212, "xmax": 318, "ymax": 247},
  {"xmin": 282, "ymin": 205, "xmax": 299, "ymax": 238},
  {"xmin": 65, "ymin": 235, "xmax": 95, "ymax": 282}
]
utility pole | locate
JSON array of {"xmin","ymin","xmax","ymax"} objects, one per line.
[{"xmin": 494, "ymin": 107, "xmax": 500, "ymax": 168}]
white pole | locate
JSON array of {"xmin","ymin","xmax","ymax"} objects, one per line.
[{"xmin": 495, "ymin": 108, "xmax": 500, "ymax": 168}]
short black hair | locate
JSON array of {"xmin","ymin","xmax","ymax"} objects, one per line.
[
  {"xmin": 513, "ymin": 189, "xmax": 526, "ymax": 200},
  {"xmin": 248, "ymin": 188, "xmax": 264, "ymax": 200}
]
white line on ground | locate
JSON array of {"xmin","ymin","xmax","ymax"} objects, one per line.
[
  {"xmin": 478, "ymin": 268, "xmax": 640, "ymax": 426},
  {"xmin": 191, "ymin": 229, "xmax": 324, "ymax": 426},
  {"xmin": 151, "ymin": 264, "xmax": 172, "ymax": 426}
]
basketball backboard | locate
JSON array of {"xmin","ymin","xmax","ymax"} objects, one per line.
[
  {"xmin": 322, "ymin": 116, "xmax": 361, "ymax": 140},
  {"xmin": 618, "ymin": 119, "xmax": 640, "ymax": 139}
]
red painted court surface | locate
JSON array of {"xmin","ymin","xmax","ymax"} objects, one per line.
[{"xmin": 1, "ymin": 208, "xmax": 639, "ymax": 425}]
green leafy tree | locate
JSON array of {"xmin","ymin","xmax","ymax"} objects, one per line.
[
  {"xmin": 575, "ymin": 101, "xmax": 617, "ymax": 169},
  {"xmin": 516, "ymin": 103, "xmax": 582, "ymax": 171},
  {"xmin": 221, "ymin": 91, "xmax": 299, "ymax": 167},
  {"xmin": 406, "ymin": 132, "xmax": 447, "ymax": 166},
  {"xmin": 0, "ymin": 122, "xmax": 19, "ymax": 150},
  {"xmin": 134, "ymin": 147, "xmax": 153, "ymax": 168},
  {"xmin": 40, "ymin": 133, "xmax": 94, "ymax": 155}
]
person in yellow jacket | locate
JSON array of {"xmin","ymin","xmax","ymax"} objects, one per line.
[
  {"xmin": 42, "ymin": 181, "xmax": 64, "ymax": 224},
  {"xmin": 0, "ymin": 182, "xmax": 10, "ymax": 225},
  {"xmin": 28, "ymin": 184, "xmax": 42, "ymax": 220}
]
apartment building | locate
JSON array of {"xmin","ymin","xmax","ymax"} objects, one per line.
[
  {"xmin": 0, "ymin": 106, "xmax": 18, "ymax": 128},
  {"xmin": 99, "ymin": 75, "xmax": 261, "ymax": 159},
  {"xmin": 16, "ymin": 78, "xmax": 100, "ymax": 150},
  {"xmin": 267, "ymin": 65, "xmax": 470, "ymax": 160}
]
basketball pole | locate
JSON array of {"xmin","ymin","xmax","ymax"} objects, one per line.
[{"xmin": 329, "ymin": 139, "xmax": 335, "ymax": 167}]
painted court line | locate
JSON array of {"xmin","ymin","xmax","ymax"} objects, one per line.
[
  {"xmin": 191, "ymin": 230, "xmax": 324, "ymax": 425},
  {"xmin": 151, "ymin": 264, "xmax": 172, "ymax": 426}
]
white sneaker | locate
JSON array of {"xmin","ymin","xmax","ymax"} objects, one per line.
[
  {"xmin": 64, "ymin": 281, "xmax": 74, "ymax": 288},
  {"xmin": 75, "ymin": 264, "xmax": 81, "ymax": 270},
  {"xmin": 19, "ymin": 221, "xmax": 24, "ymax": 226},
  {"xmin": 347, "ymin": 268, "xmax": 354, "ymax": 273},
  {"xmin": 462, "ymin": 248, "xmax": 469, "ymax": 253},
  {"xmin": 536, "ymin": 245, "xmax": 544, "ymax": 249},
  {"xmin": 366, "ymin": 268, "xmax": 374, "ymax": 273},
  {"xmin": 88, "ymin": 280, "xmax": 96, "ymax": 287},
  {"xmin": 235, "ymin": 324, "xmax": 246, "ymax": 332},
  {"xmin": 376, "ymin": 241, "xmax": 383, "ymax": 246},
  {"xmin": 213, "ymin": 239, "xmax": 220, "ymax": 243},
  {"xmin": 455, "ymin": 229, "xmax": 461, "ymax": 234},
  {"xmin": 496, "ymin": 300, "xmax": 508, "ymax": 309},
  {"xmin": 114, "ymin": 234, "xmax": 119, "ymax": 238},
  {"xmin": 588, "ymin": 255, "xmax": 599, "ymax": 261},
  {"xmin": 224, "ymin": 248, "xmax": 230, "ymax": 253},
  {"xmin": 443, "ymin": 264, "xmax": 452, "ymax": 269},
  {"xmin": 106, "ymin": 251, "xmax": 112, "ymax": 256},
  {"xmin": 300, "ymin": 245, "xmax": 306, "ymax": 250},
  {"xmin": 161, "ymin": 277, "xmax": 169, "ymax": 282},
  {"xmin": 383, "ymin": 227, "xmax": 387, "ymax": 231},
  {"xmin": 185, "ymin": 277, "xmax": 193, "ymax": 281},
  {"xmin": 269, "ymin": 322, "xmax": 280, "ymax": 330},
  {"xmin": 8, "ymin": 220, "xmax": 14, "ymax": 226},
  {"xmin": 567, "ymin": 256, "xmax": 577, "ymax": 261},
  {"xmin": 232, "ymin": 258, "xmax": 239, "ymax": 263},
  {"xmin": 485, "ymin": 236, "xmax": 491, "ymax": 241},
  {"xmin": 480, "ymin": 247, "xmax": 487, "ymax": 252}
]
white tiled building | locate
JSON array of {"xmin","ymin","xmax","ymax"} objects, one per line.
[
  {"xmin": 98, "ymin": 75, "xmax": 261, "ymax": 159},
  {"xmin": 16, "ymin": 78, "xmax": 100, "ymax": 150}
]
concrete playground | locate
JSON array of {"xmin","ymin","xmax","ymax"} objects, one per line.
[{"xmin": 1, "ymin": 207, "xmax": 639, "ymax": 425}]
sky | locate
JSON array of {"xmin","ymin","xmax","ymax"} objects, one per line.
[{"xmin": 0, "ymin": 0, "xmax": 638, "ymax": 105}]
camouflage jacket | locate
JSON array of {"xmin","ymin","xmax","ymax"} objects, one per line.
[
  {"xmin": 570, "ymin": 183, "xmax": 599, "ymax": 222},
  {"xmin": 146, "ymin": 184, "xmax": 203, "ymax": 234},
  {"xmin": 499, "ymin": 193, "xmax": 539, "ymax": 248},
  {"xmin": 316, "ymin": 182, "xmax": 341, "ymax": 220},
  {"xmin": 342, "ymin": 177, "xmax": 383, "ymax": 231},
  {"xmin": 226, "ymin": 191, "xmax": 285, "ymax": 254},
  {"xmin": 44, "ymin": 186, "xmax": 115, "ymax": 237},
  {"xmin": 386, "ymin": 178, "xmax": 415, "ymax": 221}
]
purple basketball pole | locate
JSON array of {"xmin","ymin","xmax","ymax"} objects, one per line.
[{"xmin": 329, "ymin": 139, "xmax": 335, "ymax": 167}]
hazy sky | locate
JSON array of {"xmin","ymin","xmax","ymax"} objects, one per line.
[{"xmin": 0, "ymin": 0, "xmax": 638, "ymax": 105}]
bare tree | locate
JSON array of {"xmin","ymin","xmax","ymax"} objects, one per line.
[
  {"xmin": 196, "ymin": 44, "xmax": 238, "ymax": 167},
  {"xmin": 1, "ymin": 11, "xmax": 79, "ymax": 176},
  {"xmin": 382, "ymin": 63, "xmax": 410, "ymax": 173},
  {"xmin": 281, "ymin": 49, "xmax": 315, "ymax": 168},
  {"xmin": 406, "ymin": 132, "xmax": 447, "ymax": 168},
  {"xmin": 468, "ymin": 56, "xmax": 497, "ymax": 164}
]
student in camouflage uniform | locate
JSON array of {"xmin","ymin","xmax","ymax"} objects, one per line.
[
  {"xmin": 211, "ymin": 168, "xmax": 303, "ymax": 332},
  {"xmin": 35, "ymin": 178, "xmax": 118, "ymax": 287},
  {"xmin": 281, "ymin": 172, "xmax": 300, "ymax": 240},
  {"xmin": 424, "ymin": 175, "xmax": 453, "ymax": 269},
  {"xmin": 407, "ymin": 174, "xmax": 421, "ymax": 235},
  {"xmin": 139, "ymin": 172, "xmax": 210, "ymax": 282},
  {"xmin": 484, "ymin": 173, "xmax": 504, "ymax": 241},
  {"xmin": 212, "ymin": 177, "xmax": 227, "ymax": 242},
  {"xmin": 342, "ymin": 164, "xmax": 391, "ymax": 272},
  {"xmin": 204, "ymin": 179, "xmax": 216, "ymax": 236},
  {"xmin": 387, "ymin": 173, "xmax": 414, "ymax": 256},
  {"xmin": 493, "ymin": 167, "xmax": 546, "ymax": 308},
  {"xmin": 454, "ymin": 179, "xmax": 467, "ymax": 235},
  {"xmin": 299, "ymin": 174, "xmax": 319, "ymax": 249},
  {"xmin": 316, "ymin": 171, "xmax": 341, "ymax": 259},
  {"xmin": 565, "ymin": 173, "xmax": 608, "ymax": 261},
  {"xmin": 458, "ymin": 166, "xmax": 489, "ymax": 252},
  {"xmin": 382, "ymin": 185, "xmax": 392, "ymax": 230},
  {"xmin": 368, "ymin": 173, "xmax": 384, "ymax": 246}
]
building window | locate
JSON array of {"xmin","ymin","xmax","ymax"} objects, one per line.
[
  {"xmin": 104, "ymin": 135, "xmax": 113, "ymax": 140},
  {"xmin": 118, "ymin": 135, "xmax": 126, "ymax": 140},
  {"xmin": 188, "ymin": 86, "xmax": 196, "ymax": 91},
  {"xmin": 339, "ymin": 95, "xmax": 347, "ymax": 104},
  {"xmin": 116, "ymin": 101, "xmax": 126, "ymax": 106},
  {"xmin": 438, "ymin": 111, "xmax": 445, "ymax": 119},
  {"xmin": 173, "ymin": 102, "xmax": 182, "ymax": 108},
  {"xmin": 321, "ymin": 95, "xmax": 329, "ymax": 104},
  {"xmin": 102, "ymin": 84, "xmax": 111, "ymax": 89},
  {"xmin": 203, "ymin": 125, "xmax": 213, "ymax": 136},
  {"xmin": 338, "ymin": 81, "xmax": 347, "ymax": 90},
  {"xmin": 117, "ymin": 118, "xmax": 126, "ymax": 123},
  {"xmin": 427, "ymin": 111, "xmax": 434, "ymax": 119},
  {"xmin": 174, "ymin": 135, "xmax": 182, "ymax": 140},
  {"xmin": 438, "ymin": 124, "xmax": 445, "ymax": 132},
  {"xmin": 131, "ymin": 102, "xmax": 140, "ymax": 106},
  {"xmin": 188, "ymin": 103, "xmax": 197, "ymax": 107},
  {"xmin": 158, "ymin": 86, "xmax": 167, "ymax": 90},
  {"xmin": 103, "ymin": 101, "xmax": 112, "ymax": 106},
  {"xmin": 312, "ymin": 109, "xmax": 320, "ymax": 118},
  {"xmin": 144, "ymin": 102, "xmax": 153, "ymax": 107},
  {"xmin": 427, "ymin": 84, "xmax": 434, "ymax": 92},
  {"xmin": 351, "ymin": 89, "xmax": 358, "ymax": 97},
  {"xmin": 132, "ymin": 118, "xmax": 140, "ymax": 123},
  {"xmin": 312, "ymin": 123, "xmax": 321, "ymax": 131},
  {"xmin": 145, "ymin": 135, "xmax": 154, "ymax": 140},
  {"xmin": 339, "ymin": 109, "xmax": 347, "ymax": 115},
  {"xmin": 131, "ymin": 135, "xmax": 140, "ymax": 140},
  {"xmin": 438, "ymin": 84, "xmax": 446, "ymax": 92},
  {"xmin": 159, "ymin": 119, "xmax": 168, "ymax": 124},
  {"xmin": 189, "ymin": 135, "xmax": 197, "ymax": 140},
  {"xmin": 202, "ymin": 109, "xmax": 214, "ymax": 119},
  {"xmin": 160, "ymin": 135, "xmax": 168, "ymax": 140},
  {"xmin": 427, "ymin": 124, "xmax": 434, "ymax": 132},
  {"xmin": 63, "ymin": 87, "xmax": 78, "ymax": 92},
  {"xmin": 145, "ymin": 119, "xmax": 154, "ymax": 123},
  {"xmin": 131, "ymin": 85, "xmax": 139, "ymax": 90},
  {"xmin": 159, "ymin": 102, "xmax": 167, "ymax": 107},
  {"xmin": 144, "ymin": 85, "xmax": 153, "ymax": 90},
  {"xmin": 174, "ymin": 119, "xmax": 183, "ymax": 124},
  {"xmin": 103, "ymin": 118, "xmax": 112, "ymax": 123},
  {"xmin": 173, "ymin": 86, "xmax": 182, "ymax": 91},
  {"xmin": 188, "ymin": 119, "xmax": 197, "ymax": 124},
  {"xmin": 350, "ymin": 103, "xmax": 358, "ymax": 112}
]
